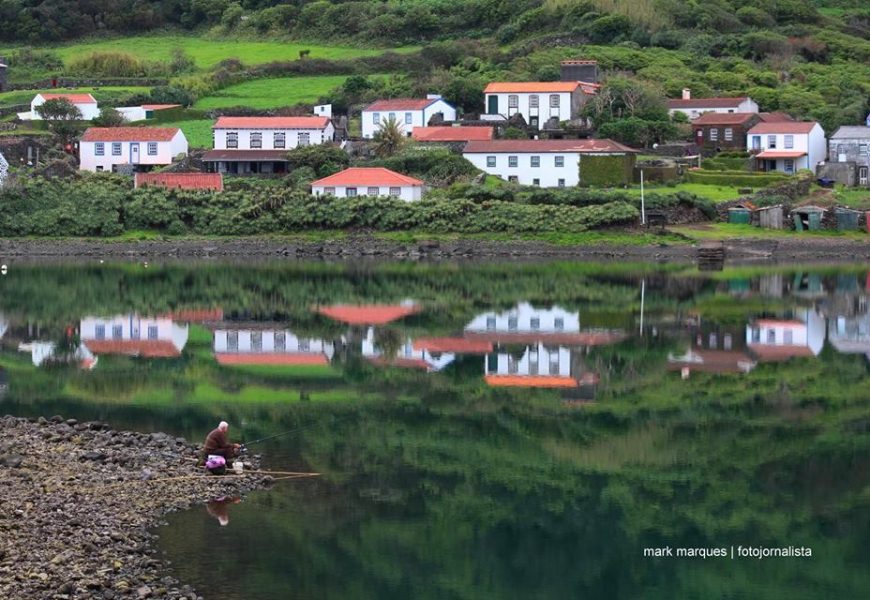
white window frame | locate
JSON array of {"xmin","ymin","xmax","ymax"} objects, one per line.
[
  {"xmin": 372, "ymin": 112, "xmax": 380, "ymax": 124},
  {"xmin": 784, "ymin": 159, "xmax": 795, "ymax": 173},
  {"xmin": 558, "ymin": 178, "xmax": 565, "ymax": 187},
  {"xmin": 529, "ymin": 95, "xmax": 539, "ymax": 108},
  {"xmin": 298, "ymin": 132, "xmax": 310, "ymax": 147},
  {"xmin": 273, "ymin": 132, "xmax": 285, "ymax": 149},
  {"xmin": 549, "ymin": 94, "xmax": 560, "ymax": 108},
  {"xmin": 508, "ymin": 95, "xmax": 519, "ymax": 108},
  {"xmin": 508, "ymin": 156, "xmax": 518, "ymax": 168},
  {"xmin": 250, "ymin": 132, "xmax": 262, "ymax": 149},
  {"xmin": 95, "ymin": 143, "xmax": 104, "ymax": 156},
  {"xmin": 404, "ymin": 112, "xmax": 412, "ymax": 125},
  {"xmin": 147, "ymin": 142, "xmax": 157, "ymax": 156},
  {"xmin": 346, "ymin": 187, "xmax": 357, "ymax": 197},
  {"xmin": 486, "ymin": 156, "xmax": 496, "ymax": 168},
  {"xmin": 724, "ymin": 128, "xmax": 733, "ymax": 142},
  {"xmin": 784, "ymin": 135, "xmax": 794, "ymax": 149},
  {"xmin": 367, "ymin": 186, "xmax": 379, "ymax": 196},
  {"xmin": 767, "ymin": 135, "xmax": 777, "ymax": 149},
  {"xmin": 709, "ymin": 128, "xmax": 718, "ymax": 142},
  {"xmin": 226, "ymin": 132, "xmax": 238, "ymax": 149},
  {"xmin": 555, "ymin": 156, "xmax": 564, "ymax": 167},
  {"xmin": 389, "ymin": 186, "xmax": 401, "ymax": 197},
  {"xmin": 530, "ymin": 156, "xmax": 540, "ymax": 168},
  {"xmin": 112, "ymin": 142, "xmax": 122, "ymax": 156}
]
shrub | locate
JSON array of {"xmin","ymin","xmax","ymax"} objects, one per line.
[{"xmin": 67, "ymin": 52, "xmax": 149, "ymax": 78}]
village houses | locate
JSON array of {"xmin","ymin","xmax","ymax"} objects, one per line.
[
  {"xmin": 691, "ymin": 113, "xmax": 762, "ymax": 150},
  {"xmin": 78, "ymin": 127, "xmax": 188, "ymax": 173},
  {"xmin": 23, "ymin": 92, "xmax": 99, "ymax": 121},
  {"xmin": 361, "ymin": 96, "xmax": 457, "ymax": 139},
  {"xmin": 483, "ymin": 81, "xmax": 597, "ymax": 128},
  {"xmin": 667, "ymin": 90, "xmax": 759, "ymax": 120},
  {"xmin": 824, "ymin": 126, "xmax": 870, "ymax": 187},
  {"xmin": 746, "ymin": 121, "xmax": 826, "ymax": 175},
  {"xmin": 311, "ymin": 167, "xmax": 425, "ymax": 201}
]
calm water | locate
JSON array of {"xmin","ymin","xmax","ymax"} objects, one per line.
[{"xmin": 1, "ymin": 260, "xmax": 868, "ymax": 600}]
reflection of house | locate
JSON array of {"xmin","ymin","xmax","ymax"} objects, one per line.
[
  {"xmin": 80, "ymin": 315, "xmax": 188, "ymax": 358},
  {"xmin": 827, "ymin": 314, "xmax": 870, "ymax": 355},
  {"xmin": 745, "ymin": 310, "xmax": 825, "ymax": 361},
  {"xmin": 17, "ymin": 341, "xmax": 95, "ymax": 369},
  {"xmin": 361, "ymin": 328, "xmax": 454, "ymax": 372},
  {"xmin": 316, "ymin": 302, "xmax": 420, "ymax": 325},
  {"xmin": 213, "ymin": 326, "xmax": 334, "ymax": 366},
  {"xmin": 484, "ymin": 343, "xmax": 576, "ymax": 387},
  {"xmin": 668, "ymin": 322, "xmax": 755, "ymax": 375}
]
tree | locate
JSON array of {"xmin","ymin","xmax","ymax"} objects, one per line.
[
  {"xmin": 92, "ymin": 107, "xmax": 126, "ymax": 127},
  {"xmin": 36, "ymin": 98, "xmax": 84, "ymax": 142},
  {"xmin": 372, "ymin": 117, "xmax": 406, "ymax": 158}
]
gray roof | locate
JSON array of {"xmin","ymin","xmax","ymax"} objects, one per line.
[{"xmin": 830, "ymin": 126, "xmax": 870, "ymax": 139}]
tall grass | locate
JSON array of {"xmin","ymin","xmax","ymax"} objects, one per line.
[{"xmin": 546, "ymin": 0, "xmax": 672, "ymax": 31}]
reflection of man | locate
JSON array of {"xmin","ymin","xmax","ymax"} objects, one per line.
[
  {"xmin": 203, "ymin": 421, "xmax": 241, "ymax": 465},
  {"xmin": 206, "ymin": 496, "xmax": 241, "ymax": 527}
]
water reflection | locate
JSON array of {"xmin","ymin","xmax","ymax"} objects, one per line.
[{"xmin": 205, "ymin": 496, "xmax": 241, "ymax": 527}]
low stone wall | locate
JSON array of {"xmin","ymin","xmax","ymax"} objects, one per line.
[{"xmin": 6, "ymin": 78, "xmax": 168, "ymax": 91}]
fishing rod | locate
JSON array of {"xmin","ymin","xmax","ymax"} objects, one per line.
[{"xmin": 240, "ymin": 415, "xmax": 352, "ymax": 450}]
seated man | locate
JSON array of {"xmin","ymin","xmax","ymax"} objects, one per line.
[{"xmin": 203, "ymin": 421, "xmax": 241, "ymax": 465}]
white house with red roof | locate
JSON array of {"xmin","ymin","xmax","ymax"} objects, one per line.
[
  {"xmin": 361, "ymin": 328, "xmax": 456, "ymax": 372},
  {"xmin": 483, "ymin": 81, "xmax": 597, "ymax": 127},
  {"xmin": 80, "ymin": 315, "xmax": 189, "ymax": 359},
  {"xmin": 79, "ymin": 127, "xmax": 188, "ymax": 172},
  {"xmin": 213, "ymin": 325, "xmax": 334, "ymax": 367},
  {"xmin": 463, "ymin": 139, "xmax": 637, "ymax": 187},
  {"xmin": 204, "ymin": 116, "xmax": 335, "ymax": 175},
  {"xmin": 311, "ymin": 167, "xmax": 425, "ymax": 201},
  {"xmin": 745, "ymin": 310, "xmax": 825, "ymax": 362},
  {"xmin": 25, "ymin": 92, "xmax": 100, "ymax": 120},
  {"xmin": 361, "ymin": 96, "xmax": 457, "ymax": 139},
  {"xmin": 746, "ymin": 121, "xmax": 825, "ymax": 174},
  {"xmin": 666, "ymin": 90, "xmax": 758, "ymax": 120}
]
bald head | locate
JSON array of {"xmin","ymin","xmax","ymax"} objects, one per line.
[{"xmin": 218, "ymin": 421, "xmax": 228, "ymax": 431}]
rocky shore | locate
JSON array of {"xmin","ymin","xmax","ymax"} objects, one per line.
[{"xmin": 0, "ymin": 415, "xmax": 271, "ymax": 600}]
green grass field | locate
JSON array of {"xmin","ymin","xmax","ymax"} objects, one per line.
[
  {"xmin": 0, "ymin": 86, "xmax": 150, "ymax": 108},
  {"xmin": 671, "ymin": 223, "xmax": 868, "ymax": 240},
  {"xmin": 152, "ymin": 117, "xmax": 213, "ymax": 148},
  {"xmin": 193, "ymin": 74, "xmax": 384, "ymax": 110},
  {"xmin": 625, "ymin": 182, "xmax": 748, "ymax": 202},
  {"xmin": 833, "ymin": 186, "xmax": 870, "ymax": 209}
]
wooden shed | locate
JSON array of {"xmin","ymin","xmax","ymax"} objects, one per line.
[
  {"xmin": 792, "ymin": 206, "xmax": 826, "ymax": 231},
  {"xmin": 755, "ymin": 205, "xmax": 784, "ymax": 229}
]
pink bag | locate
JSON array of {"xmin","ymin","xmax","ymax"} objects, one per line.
[{"xmin": 206, "ymin": 455, "xmax": 226, "ymax": 472}]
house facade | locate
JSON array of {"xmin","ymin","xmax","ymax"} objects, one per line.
[
  {"xmin": 825, "ymin": 126, "xmax": 870, "ymax": 187},
  {"xmin": 361, "ymin": 96, "xmax": 457, "ymax": 139},
  {"xmin": 213, "ymin": 326, "xmax": 334, "ymax": 366},
  {"xmin": 203, "ymin": 116, "xmax": 334, "ymax": 175},
  {"xmin": 667, "ymin": 90, "xmax": 758, "ymax": 120},
  {"xmin": 746, "ymin": 121, "xmax": 825, "ymax": 174},
  {"xmin": 79, "ymin": 127, "xmax": 188, "ymax": 173},
  {"xmin": 28, "ymin": 93, "xmax": 99, "ymax": 120},
  {"xmin": 80, "ymin": 314, "xmax": 189, "ymax": 358},
  {"xmin": 311, "ymin": 167, "xmax": 424, "ymax": 202},
  {"xmin": 745, "ymin": 311, "xmax": 825, "ymax": 362},
  {"xmin": 691, "ymin": 112, "xmax": 761, "ymax": 151},
  {"xmin": 483, "ymin": 82, "xmax": 596, "ymax": 128},
  {"xmin": 462, "ymin": 139, "xmax": 637, "ymax": 187}
]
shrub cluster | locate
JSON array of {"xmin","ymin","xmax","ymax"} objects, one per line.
[{"xmin": 685, "ymin": 170, "xmax": 789, "ymax": 187}]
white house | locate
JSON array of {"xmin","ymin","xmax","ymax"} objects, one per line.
[
  {"xmin": 745, "ymin": 310, "xmax": 825, "ymax": 362},
  {"xmin": 361, "ymin": 96, "xmax": 457, "ymax": 139},
  {"xmin": 213, "ymin": 326, "xmax": 334, "ymax": 366},
  {"xmin": 311, "ymin": 167, "xmax": 424, "ymax": 202},
  {"xmin": 23, "ymin": 92, "xmax": 100, "ymax": 121},
  {"xmin": 203, "ymin": 116, "xmax": 334, "ymax": 175},
  {"xmin": 361, "ymin": 328, "xmax": 455, "ymax": 372},
  {"xmin": 746, "ymin": 121, "xmax": 826, "ymax": 174},
  {"xmin": 667, "ymin": 90, "xmax": 758, "ymax": 120},
  {"xmin": 79, "ymin": 127, "xmax": 188, "ymax": 173},
  {"xmin": 80, "ymin": 314, "xmax": 189, "ymax": 358},
  {"xmin": 483, "ymin": 81, "xmax": 597, "ymax": 127},
  {"xmin": 462, "ymin": 139, "xmax": 637, "ymax": 187}
]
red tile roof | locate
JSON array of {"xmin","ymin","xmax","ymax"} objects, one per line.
[
  {"xmin": 412, "ymin": 126, "xmax": 494, "ymax": 142},
  {"xmin": 758, "ymin": 112, "xmax": 794, "ymax": 122},
  {"xmin": 692, "ymin": 112, "xmax": 759, "ymax": 126},
  {"xmin": 135, "ymin": 173, "xmax": 224, "ymax": 192},
  {"xmin": 141, "ymin": 104, "xmax": 182, "ymax": 111},
  {"xmin": 81, "ymin": 127, "xmax": 180, "ymax": 142},
  {"xmin": 484, "ymin": 82, "xmax": 586, "ymax": 93},
  {"xmin": 212, "ymin": 116, "xmax": 331, "ymax": 129},
  {"xmin": 464, "ymin": 331, "xmax": 626, "ymax": 345},
  {"xmin": 316, "ymin": 304, "xmax": 420, "ymax": 325},
  {"xmin": 82, "ymin": 339, "xmax": 181, "ymax": 358},
  {"xmin": 311, "ymin": 167, "xmax": 424, "ymax": 188},
  {"xmin": 215, "ymin": 353, "xmax": 329, "ymax": 366},
  {"xmin": 485, "ymin": 375, "xmax": 578, "ymax": 388},
  {"xmin": 364, "ymin": 98, "xmax": 442, "ymax": 111},
  {"xmin": 412, "ymin": 337, "xmax": 493, "ymax": 354},
  {"xmin": 754, "ymin": 151, "xmax": 806, "ymax": 159},
  {"xmin": 463, "ymin": 139, "xmax": 637, "ymax": 154},
  {"xmin": 667, "ymin": 97, "xmax": 748, "ymax": 109},
  {"xmin": 747, "ymin": 122, "xmax": 819, "ymax": 134},
  {"xmin": 39, "ymin": 93, "xmax": 97, "ymax": 104},
  {"xmin": 748, "ymin": 344, "xmax": 815, "ymax": 361}
]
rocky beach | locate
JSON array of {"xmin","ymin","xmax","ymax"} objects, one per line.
[{"xmin": 0, "ymin": 416, "xmax": 272, "ymax": 600}]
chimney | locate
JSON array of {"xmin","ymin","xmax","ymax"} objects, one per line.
[
  {"xmin": 682, "ymin": 88, "xmax": 691, "ymax": 100},
  {"xmin": 560, "ymin": 60, "xmax": 599, "ymax": 84}
]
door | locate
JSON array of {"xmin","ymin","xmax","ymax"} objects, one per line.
[
  {"xmin": 487, "ymin": 95, "xmax": 498, "ymax": 115},
  {"xmin": 859, "ymin": 166, "xmax": 868, "ymax": 186},
  {"xmin": 751, "ymin": 136, "xmax": 761, "ymax": 150},
  {"xmin": 130, "ymin": 143, "xmax": 140, "ymax": 164}
]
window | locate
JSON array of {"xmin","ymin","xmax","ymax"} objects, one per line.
[
  {"xmin": 554, "ymin": 318, "xmax": 564, "ymax": 331},
  {"xmin": 298, "ymin": 132, "xmax": 310, "ymax": 146},
  {"xmin": 389, "ymin": 187, "xmax": 401, "ymax": 197},
  {"xmin": 96, "ymin": 166, "xmax": 104, "ymax": 172},
  {"xmin": 709, "ymin": 128, "xmax": 718, "ymax": 142},
  {"xmin": 529, "ymin": 94, "xmax": 539, "ymax": 108},
  {"xmin": 751, "ymin": 328, "xmax": 761, "ymax": 343},
  {"xmin": 859, "ymin": 144, "xmax": 868, "ymax": 155},
  {"xmin": 784, "ymin": 159, "xmax": 794, "ymax": 173},
  {"xmin": 372, "ymin": 112, "xmax": 380, "ymax": 124},
  {"xmin": 367, "ymin": 186, "xmax": 379, "ymax": 196},
  {"xmin": 508, "ymin": 95, "xmax": 519, "ymax": 108},
  {"xmin": 557, "ymin": 178, "xmax": 565, "ymax": 187},
  {"xmin": 95, "ymin": 143, "xmax": 104, "ymax": 156},
  {"xmin": 508, "ymin": 355, "xmax": 519, "ymax": 374},
  {"xmin": 508, "ymin": 156, "xmax": 518, "ymax": 168},
  {"xmin": 508, "ymin": 176, "xmax": 518, "ymax": 183},
  {"xmin": 388, "ymin": 112, "xmax": 396, "ymax": 121},
  {"xmin": 147, "ymin": 326, "xmax": 158, "ymax": 340},
  {"xmin": 95, "ymin": 325, "xmax": 105, "ymax": 340},
  {"xmin": 324, "ymin": 187, "xmax": 335, "ymax": 196},
  {"xmin": 555, "ymin": 156, "xmax": 564, "ymax": 167},
  {"xmin": 112, "ymin": 143, "xmax": 122, "ymax": 156},
  {"xmin": 724, "ymin": 128, "xmax": 733, "ymax": 142},
  {"xmin": 709, "ymin": 333, "xmax": 717, "ymax": 349},
  {"xmin": 549, "ymin": 353, "xmax": 559, "ymax": 375},
  {"xmin": 404, "ymin": 112, "xmax": 412, "ymax": 124},
  {"xmin": 530, "ymin": 156, "xmax": 540, "ymax": 167},
  {"xmin": 532, "ymin": 178, "xmax": 540, "ymax": 186},
  {"xmin": 226, "ymin": 132, "xmax": 238, "ymax": 148},
  {"xmin": 486, "ymin": 156, "xmax": 496, "ymax": 168},
  {"xmin": 273, "ymin": 132, "xmax": 285, "ymax": 149},
  {"xmin": 274, "ymin": 332, "xmax": 285, "ymax": 351},
  {"xmin": 112, "ymin": 325, "xmax": 123, "ymax": 339},
  {"xmin": 784, "ymin": 135, "xmax": 794, "ymax": 149},
  {"xmin": 249, "ymin": 132, "xmax": 262, "ymax": 149},
  {"xmin": 252, "ymin": 332, "xmax": 262, "ymax": 351},
  {"xmin": 530, "ymin": 318, "xmax": 540, "ymax": 330},
  {"xmin": 766, "ymin": 329, "xmax": 775, "ymax": 344},
  {"xmin": 723, "ymin": 334, "xmax": 732, "ymax": 351},
  {"xmin": 860, "ymin": 166, "xmax": 869, "ymax": 185},
  {"xmin": 549, "ymin": 94, "xmax": 560, "ymax": 108},
  {"xmin": 486, "ymin": 316, "xmax": 496, "ymax": 331},
  {"xmin": 227, "ymin": 331, "xmax": 238, "ymax": 351},
  {"xmin": 508, "ymin": 316, "xmax": 518, "ymax": 331},
  {"xmin": 147, "ymin": 142, "xmax": 157, "ymax": 156},
  {"xmin": 784, "ymin": 330, "xmax": 793, "ymax": 345},
  {"xmin": 346, "ymin": 187, "xmax": 357, "ymax": 197},
  {"xmin": 767, "ymin": 135, "xmax": 777, "ymax": 149},
  {"xmin": 751, "ymin": 136, "xmax": 761, "ymax": 150}
]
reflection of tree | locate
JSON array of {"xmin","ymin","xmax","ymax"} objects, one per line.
[{"xmin": 373, "ymin": 327, "xmax": 402, "ymax": 360}]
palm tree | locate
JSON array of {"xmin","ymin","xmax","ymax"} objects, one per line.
[{"xmin": 372, "ymin": 116, "xmax": 406, "ymax": 158}]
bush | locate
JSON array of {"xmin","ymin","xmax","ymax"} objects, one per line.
[
  {"xmin": 685, "ymin": 170, "xmax": 789, "ymax": 187},
  {"xmin": 67, "ymin": 52, "xmax": 150, "ymax": 78}
]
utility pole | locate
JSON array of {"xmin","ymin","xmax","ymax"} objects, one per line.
[{"xmin": 640, "ymin": 169, "xmax": 646, "ymax": 226}]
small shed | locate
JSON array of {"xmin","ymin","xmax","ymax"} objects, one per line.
[
  {"xmin": 792, "ymin": 206, "xmax": 825, "ymax": 231},
  {"xmin": 728, "ymin": 207, "xmax": 751, "ymax": 224},
  {"xmin": 756, "ymin": 205, "xmax": 784, "ymax": 229},
  {"xmin": 834, "ymin": 207, "xmax": 861, "ymax": 231}
]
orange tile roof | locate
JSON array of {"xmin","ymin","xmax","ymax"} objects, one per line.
[
  {"xmin": 311, "ymin": 167, "xmax": 423, "ymax": 188},
  {"xmin": 213, "ymin": 116, "xmax": 331, "ymax": 129},
  {"xmin": 485, "ymin": 375, "xmax": 578, "ymax": 388},
  {"xmin": 412, "ymin": 337, "xmax": 493, "ymax": 354},
  {"xmin": 484, "ymin": 82, "xmax": 582, "ymax": 93},
  {"xmin": 215, "ymin": 353, "xmax": 329, "ymax": 366},
  {"xmin": 135, "ymin": 173, "xmax": 224, "ymax": 192},
  {"xmin": 81, "ymin": 127, "xmax": 180, "ymax": 142},
  {"xmin": 463, "ymin": 139, "xmax": 637, "ymax": 154},
  {"xmin": 141, "ymin": 104, "xmax": 181, "ymax": 111},
  {"xmin": 39, "ymin": 93, "xmax": 97, "ymax": 103},
  {"xmin": 754, "ymin": 151, "xmax": 807, "ymax": 159},
  {"xmin": 412, "ymin": 126, "xmax": 494, "ymax": 142},
  {"xmin": 364, "ymin": 98, "xmax": 442, "ymax": 111},
  {"xmin": 692, "ymin": 112, "xmax": 759, "ymax": 126},
  {"xmin": 82, "ymin": 339, "xmax": 181, "ymax": 358},
  {"xmin": 747, "ymin": 122, "xmax": 819, "ymax": 134},
  {"xmin": 316, "ymin": 304, "xmax": 420, "ymax": 325}
]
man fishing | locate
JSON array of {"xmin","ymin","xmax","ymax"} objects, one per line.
[{"xmin": 203, "ymin": 421, "xmax": 241, "ymax": 465}]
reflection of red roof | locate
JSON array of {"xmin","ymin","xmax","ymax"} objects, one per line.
[
  {"xmin": 667, "ymin": 349, "xmax": 755, "ymax": 374},
  {"xmin": 215, "ymin": 353, "xmax": 328, "ymax": 366},
  {"xmin": 752, "ymin": 319, "xmax": 804, "ymax": 327},
  {"xmin": 748, "ymin": 344, "xmax": 815, "ymax": 361},
  {"xmin": 366, "ymin": 356, "xmax": 431, "ymax": 370},
  {"xmin": 135, "ymin": 173, "xmax": 224, "ymax": 191},
  {"xmin": 464, "ymin": 331, "xmax": 625, "ymax": 345},
  {"xmin": 412, "ymin": 337, "xmax": 493, "ymax": 354},
  {"xmin": 83, "ymin": 339, "xmax": 181, "ymax": 358},
  {"xmin": 316, "ymin": 304, "xmax": 420, "ymax": 325},
  {"xmin": 160, "ymin": 309, "xmax": 224, "ymax": 322},
  {"xmin": 485, "ymin": 375, "xmax": 577, "ymax": 388}
]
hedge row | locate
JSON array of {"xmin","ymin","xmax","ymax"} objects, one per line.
[{"xmin": 685, "ymin": 170, "xmax": 789, "ymax": 187}]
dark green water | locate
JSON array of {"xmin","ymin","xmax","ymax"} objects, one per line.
[{"xmin": 1, "ymin": 260, "xmax": 868, "ymax": 600}]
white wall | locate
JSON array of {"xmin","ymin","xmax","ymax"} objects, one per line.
[
  {"xmin": 213, "ymin": 124, "xmax": 334, "ymax": 150},
  {"xmin": 312, "ymin": 184, "xmax": 422, "ymax": 202},
  {"xmin": 116, "ymin": 107, "xmax": 147, "ymax": 122},
  {"xmin": 484, "ymin": 343, "xmax": 573, "ymax": 377},
  {"xmin": 669, "ymin": 98, "xmax": 758, "ymax": 120},
  {"xmin": 466, "ymin": 303, "xmax": 581, "ymax": 333},
  {"xmin": 214, "ymin": 329, "xmax": 334, "ymax": 359},
  {"xmin": 745, "ymin": 310, "xmax": 825, "ymax": 355},
  {"xmin": 463, "ymin": 151, "xmax": 581, "ymax": 187},
  {"xmin": 81, "ymin": 315, "xmax": 188, "ymax": 352},
  {"xmin": 484, "ymin": 92, "xmax": 573, "ymax": 124},
  {"xmin": 79, "ymin": 131, "xmax": 188, "ymax": 172},
  {"xmin": 360, "ymin": 328, "xmax": 455, "ymax": 371},
  {"xmin": 31, "ymin": 96, "xmax": 99, "ymax": 120},
  {"xmin": 361, "ymin": 99, "xmax": 457, "ymax": 139}
]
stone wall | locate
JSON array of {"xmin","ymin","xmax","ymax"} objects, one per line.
[
  {"xmin": 6, "ymin": 78, "xmax": 167, "ymax": 91},
  {"xmin": 817, "ymin": 161, "xmax": 857, "ymax": 186}
]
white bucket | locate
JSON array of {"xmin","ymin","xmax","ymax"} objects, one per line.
[{"xmin": 232, "ymin": 461, "xmax": 244, "ymax": 474}]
